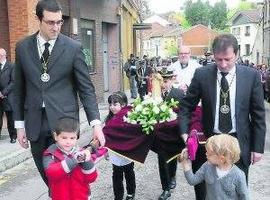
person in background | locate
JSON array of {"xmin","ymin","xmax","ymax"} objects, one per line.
[
  {"xmin": 105, "ymin": 91, "xmax": 136, "ymax": 200},
  {"xmin": 0, "ymin": 48, "xmax": 16, "ymax": 143},
  {"xmin": 13, "ymin": 0, "xmax": 104, "ymax": 187},
  {"xmin": 136, "ymin": 59, "xmax": 152, "ymax": 100},
  {"xmin": 202, "ymin": 51, "xmax": 214, "ymax": 67},
  {"xmin": 179, "ymin": 134, "xmax": 249, "ymax": 200},
  {"xmin": 43, "ymin": 117, "xmax": 97, "ymax": 200},
  {"xmin": 124, "ymin": 54, "xmax": 138, "ymax": 99},
  {"xmin": 168, "ymin": 45, "xmax": 201, "ymax": 93},
  {"xmin": 157, "ymin": 68, "xmax": 185, "ymax": 200}
]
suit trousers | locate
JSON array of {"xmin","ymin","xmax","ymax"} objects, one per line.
[
  {"xmin": 193, "ymin": 142, "xmax": 249, "ymax": 200},
  {"xmin": 0, "ymin": 109, "xmax": 16, "ymax": 140},
  {"xmin": 30, "ymin": 109, "xmax": 54, "ymax": 186},
  {"xmin": 158, "ymin": 154, "xmax": 177, "ymax": 191},
  {"xmin": 112, "ymin": 163, "xmax": 136, "ymax": 200}
]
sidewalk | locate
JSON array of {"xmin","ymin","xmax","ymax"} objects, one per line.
[{"xmin": 0, "ymin": 101, "xmax": 109, "ymax": 173}]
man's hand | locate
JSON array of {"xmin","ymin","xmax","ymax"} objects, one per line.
[
  {"xmin": 179, "ymin": 84, "xmax": 188, "ymax": 93},
  {"xmin": 0, "ymin": 92, "xmax": 4, "ymax": 99},
  {"xmin": 17, "ymin": 128, "xmax": 29, "ymax": 149},
  {"xmin": 251, "ymin": 152, "xmax": 263, "ymax": 165},
  {"xmin": 92, "ymin": 124, "xmax": 105, "ymax": 146},
  {"xmin": 181, "ymin": 133, "xmax": 188, "ymax": 144}
]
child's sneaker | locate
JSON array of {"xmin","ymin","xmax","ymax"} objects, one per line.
[
  {"xmin": 126, "ymin": 194, "xmax": 135, "ymax": 200},
  {"xmin": 91, "ymin": 147, "xmax": 108, "ymax": 164}
]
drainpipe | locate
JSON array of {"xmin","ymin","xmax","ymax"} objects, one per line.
[{"xmin": 118, "ymin": 0, "xmax": 124, "ymax": 91}]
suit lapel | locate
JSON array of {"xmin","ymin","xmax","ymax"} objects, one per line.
[
  {"xmin": 235, "ymin": 65, "xmax": 245, "ymax": 117},
  {"xmin": 28, "ymin": 33, "xmax": 42, "ymax": 70},
  {"xmin": 47, "ymin": 34, "xmax": 65, "ymax": 72},
  {"xmin": 208, "ymin": 65, "xmax": 217, "ymax": 119}
]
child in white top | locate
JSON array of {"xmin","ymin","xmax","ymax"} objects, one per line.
[{"xmin": 105, "ymin": 91, "xmax": 136, "ymax": 200}]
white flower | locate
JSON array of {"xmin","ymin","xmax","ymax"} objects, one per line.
[
  {"xmin": 135, "ymin": 104, "xmax": 143, "ymax": 112},
  {"xmin": 153, "ymin": 106, "xmax": 160, "ymax": 114},
  {"xmin": 160, "ymin": 104, "xmax": 167, "ymax": 112},
  {"xmin": 125, "ymin": 94, "xmax": 179, "ymax": 134}
]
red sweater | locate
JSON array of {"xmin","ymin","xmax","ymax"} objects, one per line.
[{"xmin": 43, "ymin": 144, "xmax": 98, "ymax": 200}]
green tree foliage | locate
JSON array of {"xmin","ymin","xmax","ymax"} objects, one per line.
[
  {"xmin": 168, "ymin": 12, "xmax": 191, "ymax": 29},
  {"xmin": 227, "ymin": 0, "xmax": 257, "ymax": 19},
  {"xmin": 166, "ymin": 44, "xmax": 178, "ymax": 57},
  {"xmin": 184, "ymin": 0, "xmax": 211, "ymax": 26},
  {"xmin": 210, "ymin": 0, "xmax": 227, "ymax": 30}
]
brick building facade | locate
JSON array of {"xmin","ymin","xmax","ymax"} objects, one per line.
[{"xmin": 181, "ymin": 24, "xmax": 218, "ymax": 57}]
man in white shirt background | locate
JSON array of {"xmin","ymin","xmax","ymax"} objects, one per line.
[{"xmin": 168, "ymin": 45, "xmax": 201, "ymax": 93}]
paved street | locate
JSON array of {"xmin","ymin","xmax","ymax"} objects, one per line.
[{"xmin": 0, "ymin": 102, "xmax": 269, "ymax": 200}]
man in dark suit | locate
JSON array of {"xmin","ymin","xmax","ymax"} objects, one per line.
[
  {"xmin": 179, "ymin": 34, "xmax": 266, "ymax": 200},
  {"xmin": 0, "ymin": 48, "xmax": 16, "ymax": 143},
  {"xmin": 13, "ymin": 0, "xmax": 105, "ymax": 187},
  {"xmin": 136, "ymin": 58, "xmax": 152, "ymax": 100},
  {"xmin": 157, "ymin": 68, "xmax": 185, "ymax": 200}
]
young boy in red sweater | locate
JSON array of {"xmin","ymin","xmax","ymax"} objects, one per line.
[{"xmin": 43, "ymin": 117, "xmax": 97, "ymax": 200}]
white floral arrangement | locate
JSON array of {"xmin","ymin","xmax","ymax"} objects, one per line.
[{"xmin": 123, "ymin": 94, "xmax": 179, "ymax": 135}]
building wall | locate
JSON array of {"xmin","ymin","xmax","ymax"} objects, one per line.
[
  {"xmin": 231, "ymin": 23, "xmax": 259, "ymax": 61},
  {"xmin": 0, "ymin": 0, "xmax": 10, "ymax": 58},
  {"xmin": 263, "ymin": 0, "xmax": 270, "ymax": 66},
  {"xmin": 182, "ymin": 25, "xmax": 218, "ymax": 56},
  {"xmin": 121, "ymin": 1, "xmax": 140, "ymax": 91},
  {"xmin": 78, "ymin": 0, "xmax": 120, "ymax": 101},
  {"xmin": 250, "ymin": 22, "xmax": 263, "ymax": 64}
]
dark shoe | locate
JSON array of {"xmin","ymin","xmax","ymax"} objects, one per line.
[
  {"xmin": 169, "ymin": 177, "xmax": 176, "ymax": 189},
  {"xmin": 158, "ymin": 190, "xmax": 171, "ymax": 200},
  {"xmin": 126, "ymin": 193, "xmax": 135, "ymax": 200},
  {"xmin": 10, "ymin": 138, "xmax": 16, "ymax": 143}
]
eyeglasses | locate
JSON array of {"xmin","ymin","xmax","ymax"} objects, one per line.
[
  {"xmin": 179, "ymin": 52, "xmax": 190, "ymax": 55},
  {"xmin": 42, "ymin": 19, "xmax": 64, "ymax": 26}
]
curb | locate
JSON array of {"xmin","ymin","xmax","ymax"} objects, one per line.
[
  {"xmin": 0, "ymin": 121, "xmax": 90, "ymax": 173},
  {"xmin": 0, "ymin": 148, "xmax": 32, "ymax": 173}
]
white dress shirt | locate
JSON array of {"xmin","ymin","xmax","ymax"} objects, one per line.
[
  {"xmin": 168, "ymin": 59, "xmax": 201, "ymax": 87},
  {"xmin": 213, "ymin": 66, "xmax": 236, "ymax": 133}
]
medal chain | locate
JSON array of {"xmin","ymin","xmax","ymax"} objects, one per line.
[
  {"xmin": 37, "ymin": 36, "xmax": 50, "ymax": 74},
  {"xmin": 217, "ymin": 73, "xmax": 235, "ymax": 106}
]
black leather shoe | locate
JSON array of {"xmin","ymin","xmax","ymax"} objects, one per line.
[
  {"xmin": 158, "ymin": 190, "xmax": 171, "ymax": 200},
  {"xmin": 169, "ymin": 177, "xmax": 176, "ymax": 189},
  {"xmin": 126, "ymin": 193, "xmax": 135, "ymax": 200},
  {"xmin": 10, "ymin": 138, "xmax": 16, "ymax": 143}
]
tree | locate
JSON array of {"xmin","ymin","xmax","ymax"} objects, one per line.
[
  {"xmin": 140, "ymin": 0, "xmax": 153, "ymax": 20},
  {"xmin": 227, "ymin": 0, "xmax": 257, "ymax": 19},
  {"xmin": 184, "ymin": 0, "xmax": 211, "ymax": 26},
  {"xmin": 168, "ymin": 12, "xmax": 191, "ymax": 29},
  {"xmin": 210, "ymin": 0, "xmax": 227, "ymax": 30}
]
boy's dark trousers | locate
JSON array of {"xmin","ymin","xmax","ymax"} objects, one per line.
[
  {"xmin": 112, "ymin": 162, "xmax": 136, "ymax": 200},
  {"xmin": 158, "ymin": 154, "xmax": 177, "ymax": 190}
]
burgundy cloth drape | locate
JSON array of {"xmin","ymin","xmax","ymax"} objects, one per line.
[{"xmin": 104, "ymin": 105, "xmax": 202, "ymax": 164}]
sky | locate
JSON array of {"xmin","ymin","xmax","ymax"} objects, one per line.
[{"xmin": 147, "ymin": 0, "xmax": 262, "ymax": 14}]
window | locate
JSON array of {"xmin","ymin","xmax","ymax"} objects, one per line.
[
  {"xmin": 245, "ymin": 26, "xmax": 250, "ymax": 36},
  {"xmin": 81, "ymin": 19, "xmax": 95, "ymax": 73},
  {"xmin": 245, "ymin": 44, "xmax": 250, "ymax": 55}
]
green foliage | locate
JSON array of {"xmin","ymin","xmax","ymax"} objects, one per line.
[
  {"xmin": 228, "ymin": 1, "xmax": 258, "ymax": 19},
  {"xmin": 210, "ymin": 0, "xmax": 227, "ymax": 30},
  {"xmin": 166, "ymin": 44, "xmax": 178, "ymax": 57},
  {"xmin": 184, "ymin": 0, "xmax": 212, "ymax": 26}
]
